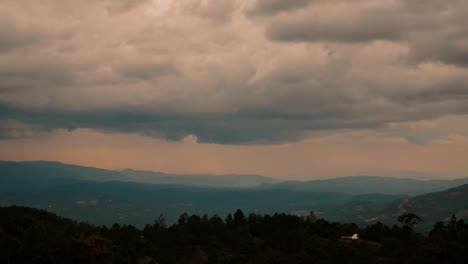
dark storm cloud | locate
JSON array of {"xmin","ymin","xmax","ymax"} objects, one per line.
[
  {"xmin": 261, "ymin": 1, "xmax": 431, "ymax": 43},
  {"xmin": 246, "ymin": 0, "xmax": 313, "ymax": 16},
  {"xmin": 3, "ymin": 77, "xmax": 468, "ymax": 143},
  {"xmin": 407, "ymin": 32, "xmax": 468, "ymax": 67},
  {"xmin": 260, "ymin": 0, "xmax": 468, "ymax": 68},
  {"xmin": 0, "ymin": 103, "xmax": 387, "ymax": 144},
  {"xmin": 265, "ymin": 18, "xmax": 405, "ymax": 43}
]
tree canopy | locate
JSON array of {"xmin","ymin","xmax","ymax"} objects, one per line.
[{"xmin": 1, "ymin": 206, "xmax": 467, "ymax": 264}]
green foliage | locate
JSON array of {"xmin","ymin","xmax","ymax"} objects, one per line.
[{"xmin": 1, "ymin": 206, "xmax": 468, "ymax": 264}]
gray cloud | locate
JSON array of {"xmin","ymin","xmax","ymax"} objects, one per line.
[
  {"xmin": 0, "ymin": 120, "xmax": 39, "ymax": 139},
  {"xmin": 183, "ymin": 0, "xmax": 238, "ymax": 23},
  {"xmin": 260, "ymin": 0, "xmax": 468, "ymax": 68},
  {"xmin": 0, "ymin": 0, "xmax": 468, "ymax": 145},
  {"xmin": 246, "ymin": 0, "xmax": 313, "ymax": 16},
  {"xmin": 114, "ymin": 62, "xmax": 176, "ymax": 80},
  {"xmin": 0, "ymin": 11, "xmax": 47, "ymax": 53},
  {"xmin": 3, "ymin": 67, "xmax": 468, "ymax": 144},
  {"xmin": 105, "ymin": 0, "xmax": 151, "ymax": 14},
  {"xmin": 262, "ymin": 1, "xmax": 434, "ymax": 43},
  {"xmin": 407, "ymin": 31, "xmax": 468, "ymax": 67},
  {"xmin": 0, "ymin": 103, "xmax": 352, "ymax": 144},
  {"xmin": 265, "ymin": 17, "xmax": 406, "ymax": 43}
]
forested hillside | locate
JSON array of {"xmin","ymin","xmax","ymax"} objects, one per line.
[{"xmin": 1, "ymin": 206, "xmax": 467, "ymax": 264}]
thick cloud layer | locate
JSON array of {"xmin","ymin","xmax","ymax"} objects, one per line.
[
  {"xmin": 264, "ymin": 0, "xmax": 468, "ymax": 66},
  {"xmin": 0, "ymin": 0, "xmax": 468, "ymax": 144}
]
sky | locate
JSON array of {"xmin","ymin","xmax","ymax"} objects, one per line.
[{"xmin": 1, "ymin": 0, "xmax": 468, "ymax": 180}]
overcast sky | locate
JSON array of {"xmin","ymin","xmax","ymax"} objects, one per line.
[{"xmin": 1, "ymin": 0, "xmax": 468, "ymax": 179}]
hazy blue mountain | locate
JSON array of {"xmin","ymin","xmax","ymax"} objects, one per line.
[
  {"xmin": 0, "ymin": 160, "xmax": 127, "ymax": 183},
  {"xmin": 261, "ymin": 175, "xmax": 468, "ymax": 195},
  {"xmin": 120, "ymin": 168, "xmax": 279, "ymax": 187},
  {"xmin": 0, "ymin": 161, "xmax": 279, "ymax": 188},
  {"xmin": 0, "ymin": 176, "xmax": 356, "ymax": 227},
  {"xmin": 0, "ymin": 160, "xmax": 403, "ymax": 227},
  {"xmin": 3, "ymin": 160, "xmax": 468, "ymax": 228},
  {"xmin": 3, "ymin": 161, "xmax": 467, "ymax": 193}
]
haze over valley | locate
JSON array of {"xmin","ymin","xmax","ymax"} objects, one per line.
[{"xmin": 2, "ymin": 160, "xmax": 467, "ymax": 231}]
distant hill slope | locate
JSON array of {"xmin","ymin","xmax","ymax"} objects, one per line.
[
  {"xmin": 1, "ymin": 161, "xmax": 403, "ymax": 227},
  {"xmin": 120, "ymin": 169, "xmax": 278, "ymax": 187},
  {"xmin": 262, "ymin": 176, "xmax": 468, "ymax": 195},
  {"xmin": 0, "ymin": 177, "xmax": 358, "ymax": 226},
  {"xmin": 0, "ymin": 160, "xmax": 127, "ymax": 183},
  {"xmin": 330, "ymin": 183, "xmax": 468, "ymax": 231},
  {"xmin": 384, "ymin": 184, "xmax": 468, "ymax": 225},
  {"xmin": 0, "ymin": 161, "xmax": 279, "ymax": 188},
  {"xmin": 3, "ymin": 160, "xmax": 467, "ymax": 193},
  {"xmin": 2, "ymin": 160, "xmax": 468, "ymax": 228}
]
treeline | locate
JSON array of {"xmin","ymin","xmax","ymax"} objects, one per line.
[{"xmin": 1, "ymin": 206, "xmax": 467, "ymax": 264}]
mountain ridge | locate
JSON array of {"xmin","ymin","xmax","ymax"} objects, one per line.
[
  {"xmin": 261, "ymin": 175, "xmax": 468, "ymax": 195},
  {"xmin": 2, "ymin": 160, "xmax": 468, "ymax": 229},
  {"xmin": 2, "ymin": 160, "xmax": 468, "ymax": 194},
  {"xmin": 0, "ymin": 160, "xmax": 279, "ymax": 188}
]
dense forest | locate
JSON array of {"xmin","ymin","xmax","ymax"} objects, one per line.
[{"xmin": 1, "ymin": 206, "xmax": 467, "ymax": 264}]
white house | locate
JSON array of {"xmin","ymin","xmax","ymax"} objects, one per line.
[{"xmin": 341, "ymin": 233, "xmax": 359, "ymax": 240}]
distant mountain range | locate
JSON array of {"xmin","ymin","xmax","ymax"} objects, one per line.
[
  {"xmin": 261, "ymin": 176, "xmax": 468, "ymax": 195},
  {"xmin": 0, "ymin": 161, "xmax": 279, "ymax": 188},
  {"xmin": 0, "ymin": 167, "xmax": 365, "ymax": 226},
  {"xmin": 2, "ymin": 160, "xmax": 467, "ymax": 194},
  {"xmin": 1, "ymin": 160, "xmax": 468, "ymax": 228},
  {"xmin": 120, "ymin": 168, "xmax": 279, "ymax": 188}
]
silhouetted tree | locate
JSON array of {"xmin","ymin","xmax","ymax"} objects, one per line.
[
  {"xmin": 397, "ymin": 213, "xmax": 422, "ymax": 228},
  {"xmin": 156, "ymin": 214, "xmax": 167, "ymax": 229},
  {"xmin": 233, "ymin": 209, "xmax": 246, "ymax": 226},
  {"xmin": 178, "ymin": 212, "xmax": 189, "ymax": 225},
  {"xmin": 306, "ymin": 211, "xmax": 317, "ymax": 223},
  {"xmin": 225, "ymin": 213, "xmax": 234, "ymax": 227}
]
